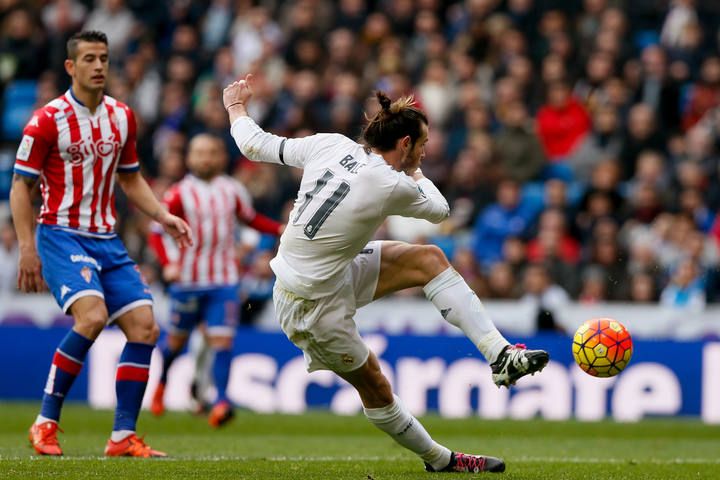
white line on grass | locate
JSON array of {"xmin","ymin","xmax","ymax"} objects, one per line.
[{"xmin": 3, "ymin": 455, "xmax": 720, "ymax": 465}]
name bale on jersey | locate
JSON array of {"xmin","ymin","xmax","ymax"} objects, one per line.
[{"xmin": 339, "ymin": 154, "xmax": 365, "ymax": 174}]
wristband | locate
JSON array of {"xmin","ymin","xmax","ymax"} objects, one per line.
[{"xmin": 225, "ymin": 101, "xmax": 244, "ymax": 111}]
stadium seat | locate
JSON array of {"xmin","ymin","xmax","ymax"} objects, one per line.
[
  {"xmin": 1, "ymin": 80, "xmax": 37, "ymax": 141},
  {"xmin": 634, "ymin": 30, "xmax": 660, "ymax": 50}
]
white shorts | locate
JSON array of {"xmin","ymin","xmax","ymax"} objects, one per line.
[{"xmin": 272, "ymin": 242, "xmax": 382, "ymax": 373}]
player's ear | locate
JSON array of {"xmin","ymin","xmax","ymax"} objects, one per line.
[
  {"xmin": 398, "ymin": 135, "xmax": 411, "ymax": 151},
  {"xmin": 64, "ymin": 58, "xmax": 75, "ymax": 77}
]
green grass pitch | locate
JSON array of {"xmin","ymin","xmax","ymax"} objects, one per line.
[{"xmin": 1, "ymin": 402, "xmax": 718, "ymax": 479}]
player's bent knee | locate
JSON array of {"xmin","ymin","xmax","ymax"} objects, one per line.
[
  {"xmin": 74, "ymin": 309, "xmax": 108, "ymax": 336},
  {"xmin": 128, "ymin": 320, "xmax": 160, "ymax": 344},
  {"xmin": 144, "ymin": 322, "xmax": 160, "ymax": 344},
  {"xmin": 418, "ymin": 244, "xmax": 450, "ymax": 278}
]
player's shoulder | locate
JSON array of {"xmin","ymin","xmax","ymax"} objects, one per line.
[
  {"xmin": 306, "ymin": 132, "xmax": 355, "ymax": 149},
  {"xmin": 103, "ymin": 95, "xmax": 128, "ymax": 110},
  {"xmin": 362, "ymin": 152, "xmax": 402, "ymax": 178},
  {"xmin": 103, "ymin": 95, "xmax": 134, "ymax": 115},
  {"xmin": 24, "ymin": 95, "xmax": 70, "ymax": 133},
  {"xmin": 32, "ymin": 94, "xmax": 70, "ymax": 121},
  {"xmin": 40, "ymin": 94, "xmax": 70, "ymax": 113}
]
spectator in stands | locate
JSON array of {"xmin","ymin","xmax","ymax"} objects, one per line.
[
  {"xmin": 679, "ymin": 187, "xmax": 715, "ymax": 233},
  {"xmin": 583, "ymin": 236, "xmax": 629, "ymax": 301},
  {"xmin": 471, "ymin": 178, "xmax": 536, "ymax": 269},
  {"xmin": 536, "ymin": 79, "xmax": 592, "ymax": 175},
  {"xmin": 682, "ymin": 56, "xmax": 720, "ymax": 130},
  {"xmin": 527, "ymin": 208, "xmax": 581, "ymax": 266},
  {"xmin": 0, "ymin": 220, "xmax": 17, "ymax": 295},
  {"xmin": 633, "ymin": 45, "xmax": 682, "ymax": 133},
  {"xmin": 618, "ymin": 103, "xmax": 666, "ymax": 179},
  {"xmin": 624, "ymin": 150, "xmax": 672, "ymax": 208},
  {"xmin": 446, "ymin": 98, "xmax": 491, "ymax": 160},
  {"xmin": 660, "ymin": 257, "xmax": 706, "ymax": 311},
  {"xmin": 521, "ymin": 263, "xmax": 570, "ymax": 332},
  {"xmin": 502, "ymin": 236, "xmax": 528, "ymax": 277},
  {"xmin": 0, "ymin": 8, "xmax": 47, "ymax": 84},
  {"xmin": 569, "ymin": 105, "xmax": 624, "ymax": 183},
  {"xmin": 444, "ymin": 145, "xmax": 497, "ymax": 230},
  {"xmin": 578, "ymin": 265, "xmax": 608, "ymax": 304},
  {"xmin": 83, "ymin": 0, "xmax": 136, "ymax": 58},
  {"xmin": 575, "ymin": 160, "xmax": 625, "ymax": 240},
  {"xmin": 626, "ymin": 182, "xmax": 665, "ymax": 228},
  {"xmin": 495, "ymin": 100, "xmax": 544, "ymax": 183},
  {"xmin": 487, "ymin": 261, "xmax": 519, "ymax": 300},
  {"xmin": 575, "ymin": 51, "xmax": 616, "ymax": 112},
  {"xmin": 629, "ymin": 271, "xmax": 659, "ymax": 303}
]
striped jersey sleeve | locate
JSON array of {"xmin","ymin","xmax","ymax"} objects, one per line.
[
  {"xmin": 116, "ymin": 106, "xmax": 139, "ymax": 173},
  {"xmin": 14, "ymin": 108, "xmax": 58, "ymax": 179}
]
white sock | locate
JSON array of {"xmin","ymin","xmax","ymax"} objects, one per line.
[
  {"xmin": 110, "ymin": 430, "xmax": 135, "ymax": 442},
  {"xmin": 35, "ymin": 415, "xmax": 57, "ymax": 425},
  {"xmin": 363, "ymin": 395, "xmax": 451, "ymax": 471},
  {"xmin": 424, "ymin": 267, "xmax": 509, "ymax": 363}
]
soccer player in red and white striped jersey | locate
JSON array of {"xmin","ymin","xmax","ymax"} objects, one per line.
[
  {"xmin": 11, "ymin": 31, "xmax": 192, "ymax": 458},
  {"xmin": 148, "ymin": 133, "xmax": 282, "ymax": 426},
  {"xmin": 14, "ymin": 76, "xmax": 141, "ymax": 235}
]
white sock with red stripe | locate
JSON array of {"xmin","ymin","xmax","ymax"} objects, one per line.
[{"xmin": 37, "ymin": 329, "xmax": 94, "ymax": 424}]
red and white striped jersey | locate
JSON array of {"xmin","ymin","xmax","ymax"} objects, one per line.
[
  {"xmin": 149, "ymin": 174, "xmax": 282, "ymax": 287},
  {"xmin": 13, "ymin": 90, "xmax": 139, "ymax": 237}
]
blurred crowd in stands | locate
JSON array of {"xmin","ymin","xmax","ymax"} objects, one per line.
[{"xmin": 2, "ymin": 0, "xmax": 720, "ymax": 317}]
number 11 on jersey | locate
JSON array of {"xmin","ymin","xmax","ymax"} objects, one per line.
[{"xmin": 293, "ymin": 170, "xmax": 351, "ymax": 239}]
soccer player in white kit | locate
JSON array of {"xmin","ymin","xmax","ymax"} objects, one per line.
[{"xmin": 224, "ymin": 75, "xmax": 549, "ymax": 473}]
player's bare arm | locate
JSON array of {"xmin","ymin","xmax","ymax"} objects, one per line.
[
  {"xmin": 9, "ymin": 173, "xmax": 45, "ymax": 293},
  {"xmin": 116, "ymin": 171, "xmax": 193, "ymax": 248}
]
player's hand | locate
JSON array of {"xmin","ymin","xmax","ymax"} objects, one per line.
[
  {"xmin": 158, "ymin": 211, "xmax": 193, "ymax": 248},
  {"xmin": 223, "ymin": 74, "xmax": 253, "ymax": 110},
  {"xmin": 162, "ymin": 263, "xmax": 181, "ymax": 283},
  {"xmin": 17, "ymin": 247, "xmax": 46, "ymax": 293}
]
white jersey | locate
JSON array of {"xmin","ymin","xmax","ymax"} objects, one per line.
[{"xmin": 231, "ymin": 116, "xmax": 450, "ymax": 299}]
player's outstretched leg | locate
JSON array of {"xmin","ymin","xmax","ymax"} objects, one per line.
[
  {"xmin": 340, "ymin": 352, "xmax": 505, "ymax": 473},
  {"xmin": 377, "ymin": 242, "xmax": 549, "ymax": 387},
  {"xmin": 423, "ymin": 266, "xmax": 549, "ymax": 387}
]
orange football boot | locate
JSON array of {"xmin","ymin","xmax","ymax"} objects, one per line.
[
  {"xmin": 150, "ymin": 383, "xmax": 165, "ymax": 417},
  {"xmin": 208, "ymin": 400, "xmax": 234, "ymax": 428},
  {"xmin": 104, "ymin": 434, "xmax": 167, "ymax": 458},
  {"xmin": 28, "ymin": 421, "xmax": 63, "ymax": 456}
]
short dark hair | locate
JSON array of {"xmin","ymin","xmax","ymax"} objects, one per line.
[
  {"xmin": 361, "ymin": 91, "xmax": 428, "ymax": 152},
  {"xmin": 66, "ymin": 30, "xmax": 108, "ymax": 60}
]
